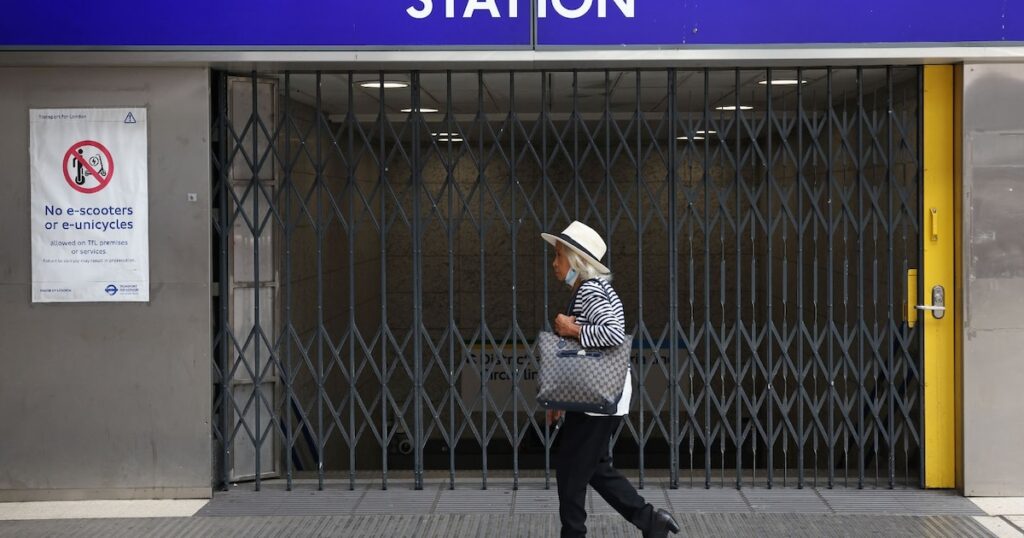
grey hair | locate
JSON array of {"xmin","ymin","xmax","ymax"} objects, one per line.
[{"xmin": 564, "ymin": 248, "xmax": 613, "ymax": 283}]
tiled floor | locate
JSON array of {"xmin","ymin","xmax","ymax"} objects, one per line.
[
  {"xmin": 0, "ymin": 513, "xmax": 998, "ymax": 538},
  {"xmin": 195, "ymin": 479, "xmax": 985, "ymax": 518},
  {"xmin": 0, "ymin": 481, "xmax": 1012, "ymax": 537}
]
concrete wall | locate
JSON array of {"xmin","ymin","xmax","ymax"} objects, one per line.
[
  {"xmin": 0, "ymin": 67, "xmax": 212, "ymax": 500},
  {"xmin": 961, "ymin": 63, "xmax": 1024, "ymax": 496}
]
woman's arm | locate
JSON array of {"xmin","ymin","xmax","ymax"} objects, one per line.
[
  {"xmin": 576, "ymin": 282, "xmax": 626, "ymax": 348},
  {"xmin": 554, "ymin": 314, "xmax": 581, "ymax": 339}
]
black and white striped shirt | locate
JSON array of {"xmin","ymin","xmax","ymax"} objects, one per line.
[
  {"xmin": 569, "ymin": 278, "xmax": 627, "ymax": 349},
  {"xmin": 568, "ymin": 278, "xmax": 631, "ymax": 416}
]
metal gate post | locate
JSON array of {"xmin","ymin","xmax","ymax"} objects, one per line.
[
  {"xmin": 702, "ymin": 68, "xmax": 713, "ymax": 490},
  {"xmin": 411, "ymin": 71, "xmax": 425, "ymax": 491},
  {"xmin": 633, "ymin": 69, "xmax": 647, "ymax": 489},
  {"xmin": 855, "ymin": 67, "xmax": 866, "ymax": 489},
  {"xmin": 314, "ymin": 71, "xmax": 326, "ymax": 491},
  {"xmin": 217, "ymin": 71, "xmax": 231, "ymax": 492},
  {"xmin": 378, "ymin": 71, "xmax": 391, "ymax": 490},
  {"xmin": 446, "ymin": 70, "xmax": 457, "ymax": 491},
  {"xmin": 885, "ymin": 66, "xmax": 896, "ymax": 489},
  {"xmin": 249, "ymin": 73, "xmax": 263, "ymax": 492},
  {"xmin": 825, "ymin": 67, "xmax": 837, "ymax": 489},
  {"xmin": 667, "ymin": 69, "xmax": 681, "ymax": 490},
  {"xmin": 795, "ymin": 67, "xmax": 805, "ymax": 489},
  {"xmin": 733, "ymin": 67, "xmax": 744, "ymax": 490},
  {"xmin": 346, "ymin": 71, "xmax": 359, "ymax": 491},
  {"xmin": 477, "ymin": 69, "xmax": 490, "ymax": 490},
  {"xmin": 541, "ymin": 70, "xmax": 553, "ymax": 490},
  {"xmin": 765, "ymin": 67, "xmax": 776, "ymax": 489},
  {"xmin": 510, "ymin": 72, "xmax": 521, "ymax": 491},
  {"xmin": 282, "ymin": 72, "xmax": 295, "ymax": 491}
]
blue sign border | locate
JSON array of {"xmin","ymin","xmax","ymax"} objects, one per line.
[
  {"xmin": 537, "ymin": 0, "xmax": 1024, "ymax": 46},
  {"xmin": 1, "ymin": 1, "xmax": 531, "ymax": 47},
  {"xmin": 1, "ymin": 0, "xmax": 1021, "ymax": 48}
]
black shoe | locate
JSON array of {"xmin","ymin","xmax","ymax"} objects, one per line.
[{"xmin": 643, "ymin": 508, "xmax": 680, "ymax": 538}]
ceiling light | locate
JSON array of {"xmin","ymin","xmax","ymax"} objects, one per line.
[
  {"xmin": 401, "ymin": 107, "xmax": 439, "ymax": 113},
  {"xmin": 432, "ymin": 132, "xmax": 459, "ymax": 137},
  {"xmin": 359, "ymin": 80, "xmax": 408, "ymax": 89},
  {"xmin": 758, "ymin": 79, "xmax": 807, "ymax": 86},
  {"xmin": 676, "ymin": 130, "xmax": 716, "ymax": 140},
  {"xmin": 436, "ymin": 137, "xmax": 464, "ymax": 142},
  {"xmin": 715, "ymin": 105, "xmax": 754, "ymax": 111}
]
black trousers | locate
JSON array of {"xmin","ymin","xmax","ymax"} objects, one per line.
[{"xmin": 556, "ymin": 412, "xmax": 655, "ymax": 537}]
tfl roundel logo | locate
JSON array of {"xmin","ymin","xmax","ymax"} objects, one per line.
[{"xmin": 105, "ymin": 284, "xmax": 118, "ymax": 296}]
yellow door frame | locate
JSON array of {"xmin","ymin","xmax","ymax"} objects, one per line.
[{"xmin": 922, "ymin": 65, "xmax": 958, "ymax": 489}]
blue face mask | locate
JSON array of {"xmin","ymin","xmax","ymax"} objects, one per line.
[{"xmin": 564, "ymin": 268, "xmax": 579, "ymax": 287}]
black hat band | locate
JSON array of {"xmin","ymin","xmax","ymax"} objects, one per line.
[{"xmin": 558, "ymin": 232, "xmax": 602, "ymax": 263}]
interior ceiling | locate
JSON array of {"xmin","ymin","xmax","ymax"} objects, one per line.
[{"xmin": 273, "ymin": 68, "xmax": 914, "ymax": 125}]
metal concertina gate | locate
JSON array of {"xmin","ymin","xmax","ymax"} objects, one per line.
[{"xmin": 212, "ymin": 67, "xmax": 923, "ymax": 493}]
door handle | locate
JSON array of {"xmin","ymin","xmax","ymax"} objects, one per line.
[{"xmin": 915, "ymin": 285, "xmax": 946, "ymax": 319}]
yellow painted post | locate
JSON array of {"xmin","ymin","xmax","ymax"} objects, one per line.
[
  {"xmin": 953, "ymin": 64, "xmax": 964, "ymax": 491},
  {"xmin": 923, "ymin": 65, "xmax": 956, "ymax": 488}
]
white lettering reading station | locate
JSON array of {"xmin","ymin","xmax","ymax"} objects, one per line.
[{"xmin": 407, "ymin": 0, "xmax": 634, "ymax": 19}]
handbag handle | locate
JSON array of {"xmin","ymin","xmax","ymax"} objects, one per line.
[
  {"xmin": 561, "ymin": 284, "xmax": 585, "ymax": 348},
  {"xmin": 564, "ymin": 278, "xmax": 595, "ymax": 316}
]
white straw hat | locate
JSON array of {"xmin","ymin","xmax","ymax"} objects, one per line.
[{"xmin": 541, "ymin": 221, "xmax": 610, "ymax": 274}]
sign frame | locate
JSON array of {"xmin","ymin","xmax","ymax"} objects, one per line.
[
  {"xmin": 29, "ymin": 107, "xmax": 151, "ymax": 303},
  {"xmin": 1, "ymin": 1, "xmax": 1022, "ymax": 49}
]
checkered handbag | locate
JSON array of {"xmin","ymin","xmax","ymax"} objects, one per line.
[{"xmin": 535, "ymin": 331, "xmax": 630, "ymax": 414}]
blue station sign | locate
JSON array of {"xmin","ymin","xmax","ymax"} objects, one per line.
[
  {"xmin": 537, "ymin": 0, "xmax": 1024, "ymax": 46},
  {"xmin": 1, "ymin": 0, "xmax": 1021, "ymax": 48}
]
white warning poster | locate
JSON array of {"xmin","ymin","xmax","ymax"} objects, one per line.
[{"xmin": 30, "ymin": 108, "xmax": 149, "ymax": 302}]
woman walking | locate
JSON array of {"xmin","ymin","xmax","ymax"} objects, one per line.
[{"xmin": 541, "ymin": 221, "xmax": 680, "ymax": 538}]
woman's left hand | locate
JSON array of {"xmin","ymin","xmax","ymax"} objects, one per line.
[{"xmin": 554, "ymin": 314, "xmax": 581, "ymax": 338}]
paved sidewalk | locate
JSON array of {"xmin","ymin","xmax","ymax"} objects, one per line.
[
  {"xmin": 0, "ymin": 513, "xmax": 999, "ymax": 537},
  {"xmin": 970, "ymin": 498, "xmax": 1024, "ymax": 537},
  {"xmin": 0, "ymin": 481, "xmax": 1017, "ymax": 537},
  {"xmin": 195, "ymin": 481, "xmax": 985, "ymax": 518}
]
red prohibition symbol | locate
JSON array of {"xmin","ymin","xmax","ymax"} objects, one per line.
[{"xmin": 63, "ymin": 140, "xmax": 114, "ymax": 194}]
